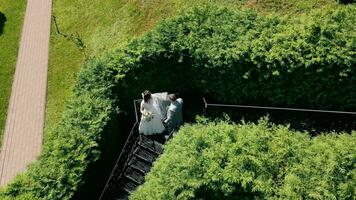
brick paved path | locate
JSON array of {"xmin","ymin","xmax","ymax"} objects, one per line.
[{"xmin": 0, "ymin": 0, "xmax": 52, "ymax": 187}]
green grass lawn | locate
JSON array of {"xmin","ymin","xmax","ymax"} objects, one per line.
[
  {"xmin": 0, "ymin": 0, "xmax": 26, "ymax": 145},
  {"xmin": 45, "ymin": 0, "xmax": 338, "ymax": 134}
]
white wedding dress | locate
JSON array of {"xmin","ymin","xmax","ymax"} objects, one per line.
[{"xmin": 138, "ymin": 96, "xmax": 166, "ymax": 135}]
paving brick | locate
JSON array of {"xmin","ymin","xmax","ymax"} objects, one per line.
[{"xmin": 0, "ymin": 0, "xmax": 52, "ymax": 187}]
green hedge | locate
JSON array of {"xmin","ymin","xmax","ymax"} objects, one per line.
[
  {"xmin": 114, "ymin": 5, "xmax": 355, "ymax": 110},
  {"xmin": 0, "ymin": 59, "xmax": 117, "ymax": 200},
  {"xmin": 130, "ymin": 118, "xmax": 355, "ymax": 199},
  {"xmin": 0, "ymin": 5, "xmax": 355, "ymax": 199}
]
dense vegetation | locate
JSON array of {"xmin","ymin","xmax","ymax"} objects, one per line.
[
  {"xmin": 131, "ymin": 118, "xmax": 355, "ymax": 199},
  {"xmin": 115, "ymin": 5, "xmax": 356, "ymax": 111},
  {"xmin": 0, "ymin": 3, "xmax": 355, "ymax": 200},
  {"xmin": 45, "ymin": 0, "xmax": 244, "ymax": 136},
  {"xmin": 45, "ymin": 0, "xmax": 341, "ymax": 135},
  {"xmin": 0, "ymin": 60, "xmax": 117, "ymax": 199},
  {"xmin": 0, "ymin": 0, "xmax": 26, "ymax": 145}
]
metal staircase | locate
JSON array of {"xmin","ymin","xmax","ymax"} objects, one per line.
[
  {"xmin": 99, "ymin": 98, "xmax": 180, "ymax": 200},
  {"xmin": 98, "ymin": 96, "xmax": 355, "ymax": 199},
  {"xmin": 98, "ymin": 121, "xmax": 167, "ymax": 200}
]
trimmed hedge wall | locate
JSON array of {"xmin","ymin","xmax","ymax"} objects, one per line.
[
  {"xmin": 114, "ymin": 5, "xmax": 356, "ymax": 111},
  {"xmin": 131, "ymin": 118, "xmax": 356, "ymax": 199},
  {"xmin": 0, "ymin": 5, "xmax": 355, "ymax": 200},
  {"xmin": 0, "ymin": 59, "xmax": 117, "ymax": 200}
]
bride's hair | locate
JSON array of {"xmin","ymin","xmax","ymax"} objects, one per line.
[
  {"xmin": 168, "ymin": 94, "xmax": 177, "ymax": 102},
  {"xmin": 142, "ymin": 90, "xmax": 151, "ymax": 103}
]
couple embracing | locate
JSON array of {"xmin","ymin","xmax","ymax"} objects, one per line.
[{"xmin": 139, "ymin": 90, "xmax": 183, "ymax": 136}]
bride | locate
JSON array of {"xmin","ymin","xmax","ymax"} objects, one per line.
[{"xmin": 139, "ymin": 90, "xmax": 166, "ymax": 135}]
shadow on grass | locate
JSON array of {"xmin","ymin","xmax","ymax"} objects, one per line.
[{"xmin": 0, "ymin": 12, "xmax": 7, "ymax": 35}]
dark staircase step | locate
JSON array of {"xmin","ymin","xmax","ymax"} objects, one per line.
[
  {"xmin": 133, "ymin": 147, "xmax": 158, "ymax": 163},
  {"xmin": 128, "ymin": 157, "xmax": 151, "ymax": 174},
  {"xmin": 138, "ymin": 135, "xmax": 163, "ymax": 154},
  {"xmin": 120, "ymin": 178, "xmax": 138, "ymax": 194},
  {"xmin": 124, "ymin": 166, "xmax": 145, "ymax": 184}
]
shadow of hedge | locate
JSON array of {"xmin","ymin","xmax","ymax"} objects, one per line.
[{"xmin": 0, "ymin": 12, "xmax": 7, "ymax": 35}]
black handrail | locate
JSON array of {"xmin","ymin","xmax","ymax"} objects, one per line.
[
  {"xmin": 133, "ymin": 99, "xmax": 142, "ymax": 123},
  {"xmin": 98, "ymin": 121, "xmax": 138, "ymax": 200},
  {"xmin": 203, "ymin": 97, "xmax": 356, "ymax": 115}
]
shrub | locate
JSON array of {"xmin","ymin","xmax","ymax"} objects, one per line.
[
  {"xmin": 130, "ymin": 118, "xmax": 356, "ymax": 199},
  {"xmin": 114, "ymin": 5, "xmax": 356, "ymax": 111},
  {"xmin": 0, "ymin": 58, "xmax": 117, "ymax": 200},
  {"xmin": 1, "ymin": 4, "xmax": 355, "ymax": 199}
]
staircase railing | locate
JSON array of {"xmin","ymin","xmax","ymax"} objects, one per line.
[
  {"xmin": 203, "ymin": 97, "xmax": 356, "ymax": 132},
  {"xmin": 203, "ymin": 97, "xmax": 356, "ymax": 115}
]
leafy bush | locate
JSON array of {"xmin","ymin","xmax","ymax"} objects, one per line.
[
  {"xmin": 1, "ymin": 4, "xmax": 355, "ymax": 199},
  {"xmin": 0, "ymin": 59, "xmax": 117, "ymax": 200},
  {"xmin": 130, "ymin": 118, "xmax": 356, "ymax": 199},
  {"xmin": 114, "ymin": 5, "xmax": 356, "ymax": 111}
]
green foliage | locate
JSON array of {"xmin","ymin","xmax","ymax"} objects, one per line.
[
  {"xmin": 45, "ymin": 0, "xmax": 244, "ymax": 135},
  {"xmin": 45, "ymin": 0, "xmax": 341, "ymax": 135},
  {"xmin": 1, "ymin": 4, "xmax": 354, "ymax": 199},
  {"xmin": 113, "ymin": 5, "xmax": 356, "ymax": 111},
  {"xmin": 131, "ymin": 119, "xmax": 356, "ymax": 199},
  {"xmin": 0, "ymin": 59, "xmax": 117, "ymax": 200}
]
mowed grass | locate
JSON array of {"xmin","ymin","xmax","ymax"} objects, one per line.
[
  {"xmin": 45, "ymin": 0, "xmax": 339, "ymax": 134},
  {"xmin": 244, "ymin": 0, "xmax": 337, "ymax": 14},
  {"xmin": 0, "ymin": 0, "xmax": 26, "ymax": 145}
]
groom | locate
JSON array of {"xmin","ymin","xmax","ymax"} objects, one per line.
[{"xmin": 164, "ymin": 94, "xmax": 183, "ymax": 134}]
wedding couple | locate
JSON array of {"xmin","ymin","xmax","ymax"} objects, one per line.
[{"xmin": 139, "ymin": 90, "xmax": 183, "ymax": 136}]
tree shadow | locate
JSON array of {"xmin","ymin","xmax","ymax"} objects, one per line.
[{"xmin": 0, "ymin": 12, "xmax": 7, "ymax": 35}]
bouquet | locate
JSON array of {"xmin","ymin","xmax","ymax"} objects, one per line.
[{"xmin": 141, "ymin": 111, "xmax": 154, "ymax": 122}]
